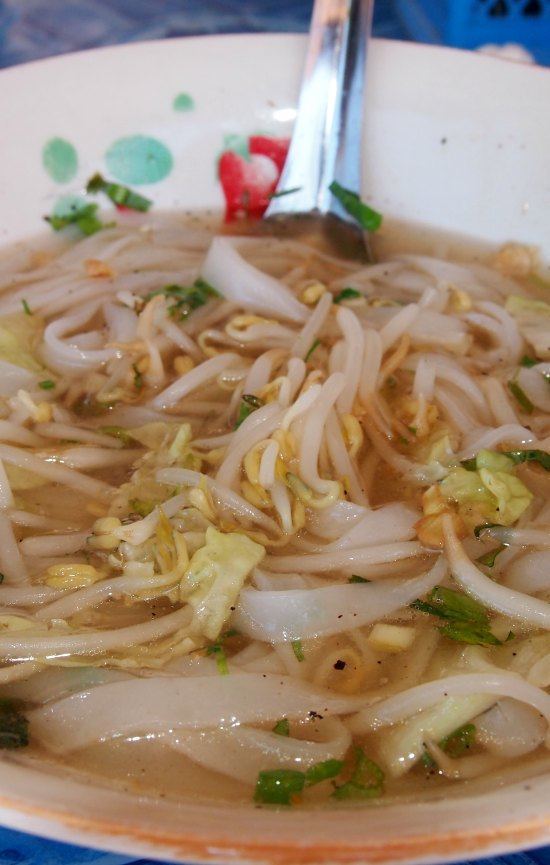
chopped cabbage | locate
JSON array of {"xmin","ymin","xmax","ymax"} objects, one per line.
[
  {"xmin": 475, "ymin": 449, "xmax": 515, "ymax": 473},
  {"xmin": 181, "ymin": 526, "xmax": 265, "ymax": 640},
  {"xmin": 478, "ymin": 468, "xmax": 533, "ymax": 525},
  {"xmin": 440, "ymin": 449, "xmax": 532, "ymax": 528},
  {"xmin": 5, "ymin": 465, "xmax": 48, "ymax": 490},
  {"xmin": 0, "ymin": 312, "xmax": 44, "ymax": 371},
  {"xmin": 505, "ymin": 295, "xmax": 550, "ymax": 359}
]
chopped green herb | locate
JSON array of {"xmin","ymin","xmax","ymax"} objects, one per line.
[
  {"xmin": 21, "ymin": 299, "xmax": 32, "ymax": 316},
  {"xmin": 438, "ymin": 620, "xmax": 504, "ymax": 646},
  {"xmin": 304, "ymin": 759, "xmax": 344, "ymax": 787},
  {"xmin": 332, "ymin": 748, "xmax": 384, "ymax": 800},
  {"xmin": 254, "ymin": 758, "xmax": 345, "ymax": 805},
  {"xmin": 254, "ymin": 769, "xmax": 305, "ymax": 805},
  {"xmin": 206, "ymin": 643, "xmax": 229, "ymax": 675},
  {"xmin": 235, "ymin": 393, "xmax": 264, "ymax": 428},
  {"xmin": 129, "ymin": 498, "xmax": 155, "ymax": 517},
  {"xmin": 460, "ymin": 457, "xmax": 477, "ymax": 471},
  {"xmin": 0, "ymin": 699, "xmax": 29, "ymax": 749},
  {"xmin": 444, "ymin": 723, "xmax": 477, "ymax": 758},
  {"xmin": 132, "ymin": 364, "xmax": 143, "ymax": 391},
  {"xmin": 99, "ymin": 425, "xmax": 134, "ymax": 447},
  {"xmin": 502, "ymin": 449, "xmax": 550, "ymax": 471},
  {"xmin": 291, "ymin": 639, "xmax": 305, "ymax": 662},
  {"xmin": 349, "ymin": 574, "xmax": 370, "ymax": 584},
  {"xmin": 305, "ymin": 338, "xmax": 320, "ymax": 362},
  {"xmin": 412, "ymin": 586, "xmax": 488, "ymax": 624},
  {"xmin": 146, "ymin": 278, "xmax": 220, "ymax": 321},
  {"xmin": 476, "ymin": 545, "xmax": 505, "ymax": 567},
  {"xmin": 520, "ymin": 355, "xmax": 538, "ymax": 368},
  {"xmin": 86, "ymin": 172, "xmax": 152, "ymax": 212},
  {"xmin": 333, "ymin": 287, "xmax": 362, "ymax": 304},
  {"xmin": 411, "ymin": 585, "xmax": 507, "ymax": 646},
  {"xmin": 45, "ymin": 202, "xmax": 107, "ymax": 236},
  {"xmin": 272, "ymin": 718, "xmax": 290, "ymax": 737},
  {"xmin": 269, "ymin": 186, "xmax": 302, "ymax": 199},
  {"xmin": 38, "ymin": 379, "xmax": 55, "ymax": 390},
  {"xmin": 508, "ymin": 380, "xmax": 534, "ymax": 414},
  {"xmin": 329, "ymin": 181, "xmax": 383, "ymax": 232},
  {"xmin": 423, "ymin": 723, "xmax": 476, "ymax": 768},
  {"xmin": 205, "ymin": 629, "xmax": 239, "ymax": 676}
]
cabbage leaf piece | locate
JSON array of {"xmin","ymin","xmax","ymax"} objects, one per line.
[
  {"xmin": 505, "ymin": 295, "xmax": 550, "ymax": 359},
  {"xmin": 0, "ymin": 312, "xmax": 44, "ymax": 371},
  {"xmin": 181, "ymin": 527, "xmax": 265, "ymax": 640},
  {"xmin": 440, "ymin": 449, "xmax": 532, "ymax": 528}
]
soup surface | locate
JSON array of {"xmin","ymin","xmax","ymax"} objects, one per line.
[{"xmin": 0, "ymin": 210, "xmax": 549, "ymax": 809}]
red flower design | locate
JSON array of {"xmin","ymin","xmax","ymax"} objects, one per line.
[{"xmin": 218, "ymin": 136, "xmax": 289, "ymax": 221}]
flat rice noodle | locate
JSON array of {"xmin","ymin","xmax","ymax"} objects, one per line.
[
  {"xmin": 28, "ymin": 673, "xmax": 364, "ymax": 753},
  {"xmin": 233, "ymin": 556, "xmax": 446, "ymax": 642},
  {"xmin": 170, "ymin": 716, "xmax": 351, "ymax": 785}
]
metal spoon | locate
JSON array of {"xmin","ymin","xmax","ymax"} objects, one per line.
[{"xmin": 263, "ymin": 0, "xmax": 374, "ymax": 262}]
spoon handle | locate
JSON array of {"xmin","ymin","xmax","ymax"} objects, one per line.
[{"xmin": 265, "ymin": 0, "xmax": 374, "ymax": 220}]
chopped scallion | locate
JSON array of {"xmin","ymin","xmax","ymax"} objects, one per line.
[
  {"xmin": 520, "ymin": 355, "xmax": 537, "ymax": 368},
  {"xmin": 348, "ymin": 575, "xmax": 370, "ymax": 584},
  {"xmin": 332, "ymin": 748, "xmax": 384, "ymax": 800},
  {"xmin": 21, "ymin": 299, "xmax": 32, "ymax": 316},
  {"xmin": 423, "ymin": 723, "xmax": 476, "ymax": 768},
  {"xmin": 272, "ymin": 718, "xmax": 290, "ymax": 737},
  {"xmin": 132, "ymin": 364, "xmax": 143, "ymax": 390},
  {"xmin": 146, "ymin": 278, "xmax": 220, "ymax": 321},
  {"xmin": 333, "ymin": 287, "xmax": 362, "ymax": 304},
  {"xmin": 304, "ymin": 759, "xmax": 344, "ymax": 787},
  {"xmin": 305, "ymin": 338, "xmax": 320, "ymax": 362},
  {"xmin": 38, "ymin": 379, "xmax": 55, "ymax": 390},
  {"xmin": 329, "ymin": 181, "xmax": 383, "ymax": 232},
  {"xmin": 502, "ymin": 449, "xmax": 550, "ymax": 471},
  {"xmin": 254, "ymin": 769, "xmax": 305, "ymax": 805},
  {"xmin": 86, "ymin": 172, "xmax": 152, "ymax": 212},
  {"xmin": 411, "ymin": 585, "xmax": 507, "ymax": 646},
  {"xmin": 269, "ymin": 186, "xmax": 302, "ymax": 199},
  {"xmin": 291, "ymin": 639, "xmax": 305, "ymax": 662},
  {"xmin": 254, "ymin": 758, "xmax": 346, "ymax": 805},
  {"xmin": 235, "ymin": 393, "xmax": 264, "ymax": 428},
  {"xmin": 508, "ymin": 379, "xmax": 534, "ymax": 414},
  {"xmin": 45, "ymin": 202, "xmax": 107, "ymax": 236}
]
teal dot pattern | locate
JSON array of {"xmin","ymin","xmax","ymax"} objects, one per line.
[
  {"xmin": 42, "ymin": 137, "xmax": 78, "ymax": 183},
  {"xmin": 52, "ymin": 194, "xmax": 87, "ymax": 217},
  {"xmin": 105, "ymin": 135, "xmax": 173, "ymax": 185},
  {"xmin": 173, "ymin": 92, "xmax": 194, "ymax": 112}
]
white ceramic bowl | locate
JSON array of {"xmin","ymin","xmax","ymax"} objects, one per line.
[{"xmin": 0, "ymin": 34, "xmax": 549, "ymax": 865}]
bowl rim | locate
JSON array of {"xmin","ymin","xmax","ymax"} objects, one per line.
[
  {"xmin": 1, "ymin": 759, "xmax": 550, "ymax": 865},
  {"xmin": 0, "ymin": 32, "xmax": 549, "ymax": 865}
]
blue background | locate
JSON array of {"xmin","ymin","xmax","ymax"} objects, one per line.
[{"xmin": 0, "ymin": 0, "xmax": 547, "ymax": 862}]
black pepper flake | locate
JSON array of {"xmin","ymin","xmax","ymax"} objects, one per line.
[
  {"xmin": 308, "ymin": 710, "xmax": 324, "ymax": 720},
  {"xmin": 334, "ymin": 659, "xmax": 346, "ymax": 671}
]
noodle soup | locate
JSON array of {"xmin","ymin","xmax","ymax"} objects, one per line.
[{"xmin": 0, "ymin": 210, "xmax": 548, "ymax": 809}]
